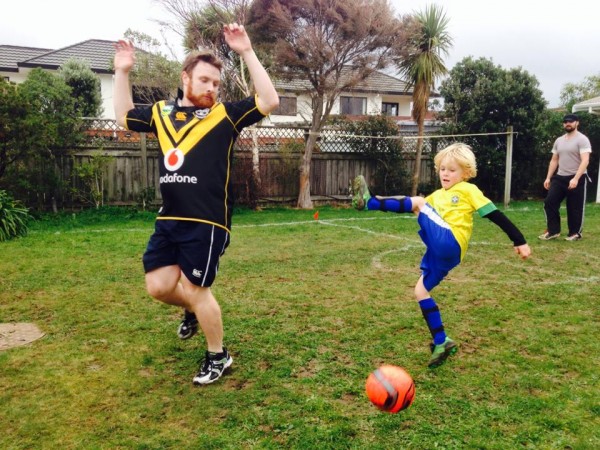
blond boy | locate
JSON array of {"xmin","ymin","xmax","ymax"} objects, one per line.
[{"xmin": 353, "ymin": 143, "xmax": 531, "ymax": 367}]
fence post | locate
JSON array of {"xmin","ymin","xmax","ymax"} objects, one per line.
[
  {"xmin": 140, "ymin": 132, "xmax": 148, "ymax": 190},
  {"xmin": 503, "ymin": 126, "xmax": 513, "ymax": 208}
]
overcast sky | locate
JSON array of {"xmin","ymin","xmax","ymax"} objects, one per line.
[{"xmin": 1, "ymin": 0, "xmax": 599, "ymax": 108}]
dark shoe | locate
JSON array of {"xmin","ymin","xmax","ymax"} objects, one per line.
[
  {"xmin": 193, "ymin": 349, "xmax": 233, "ymax": 385},
  {"xmin": 565, "ymin": 233, "xmax": 582, "ymax": 241},
  {"xmin": 428, "ymin": 337, "xmax": 458, "ymax": 368},
  {"xmin": 538, "ymin": 231, "xmax": 560, "ymax": 241},
  {"xmin": 351, "ymin": 175, "xmax": 371, "ymax": 210},
  {"xmin": 177, "ymin": 310, "xmax": 199, "ymax": 340}
]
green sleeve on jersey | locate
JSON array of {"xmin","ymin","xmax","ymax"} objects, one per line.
[{"xmin": 477, "ymin": 202, "xmax": 497, "ymax": 217}]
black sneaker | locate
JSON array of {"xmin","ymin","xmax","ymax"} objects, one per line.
[
  {"xmin": 193, "ymin": 349, "xmax": 233, "ymax": 385},
  {"xmin": 177, "ymin": 310, "xmax": 199, "ymax": 340}
]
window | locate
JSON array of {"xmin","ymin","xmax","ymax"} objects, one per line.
[
  {"xmin": 340, "ymin": 96, "xmax": 366, "ymax": 115},
  {"xmin": 273, "ymin": 96, "xmax": 297, "ymax": 116},
  {"xmin": 382, "ymin": 102, "xmax": 399, "ymax": 116}
]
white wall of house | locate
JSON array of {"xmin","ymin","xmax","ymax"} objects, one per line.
[
  {"xmin": 1, "ymin": 70, "xmax": 29, "ymax": 84},
  {"xmin": 269, "ymin": 93, "xmax": 312, "ymax": 125},
  {"xmin": 269, "ymin": 92, "xmax": 412, "ymax": 125},
  {"xmin": 4, "ymin": 67, "xmax": 413, "ymax": 124},
  {"xmin": 2, "ymin": 67, "xmax": 117, "ymax": 119},
  {"xmin": 100, "ymin": 75, "xmax": 115, "ymax": 119}
]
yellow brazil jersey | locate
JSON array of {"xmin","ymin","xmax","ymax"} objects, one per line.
[{"xmin": 425, "ymin": 181, "xmax": 496, "ymax": 258}]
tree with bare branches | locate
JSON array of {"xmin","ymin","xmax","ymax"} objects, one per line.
[
  {"xmin": 248, "ymin": 0, "xmax": 413, "ymax": 208},
  {"xmin": 121, "ymin": 29, "xmax": 181, "ymax": 105}
]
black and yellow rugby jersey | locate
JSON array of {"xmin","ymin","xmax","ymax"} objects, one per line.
[{"xmin": 125, "ymin": 96, "xmax": 266, "ymax": 232}]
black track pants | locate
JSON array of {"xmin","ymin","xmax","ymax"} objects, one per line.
[{"xmin": 543, "ymin": 174, "xmax": 588, "ymax": 236}]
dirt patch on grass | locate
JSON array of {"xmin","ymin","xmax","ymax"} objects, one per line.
[{"xmin": 0, "ymin": 323, "xmax": 45, "ymax": 351}]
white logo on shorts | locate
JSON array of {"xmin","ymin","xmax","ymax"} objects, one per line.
[{"xmin": 192, "ymin": 269, "xmax": 203, "ymax": 278}]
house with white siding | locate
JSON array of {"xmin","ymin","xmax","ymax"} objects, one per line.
[
  {"xmin": 1, "ymin": 40, "xmax": 116, "ymax": 118},
  {"xmin": 1, "ymin": 40, "xmax": 438, "ymax": 128},
  {"xmin": 272, "ymin": 68, "xmax": 416, "ymax": 126}
]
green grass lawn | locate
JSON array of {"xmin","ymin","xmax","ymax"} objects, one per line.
[{"xmin": 1, "ymin": 202, "xmax": 599, "ymax": 449}]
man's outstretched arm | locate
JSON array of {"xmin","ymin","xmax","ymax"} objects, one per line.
[
  {"xmin": 223, "ymin": 23, "xmax": 279, "ymax": 114},
  {"xmin": 113, "ymin": 40, "xmax": 136, "ymax": 128}
]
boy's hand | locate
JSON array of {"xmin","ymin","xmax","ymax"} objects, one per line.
[{"xmin": 514, "ymin": 244, "xmax": 531, "ymax": 260}]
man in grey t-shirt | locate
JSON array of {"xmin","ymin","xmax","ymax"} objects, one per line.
[{"xmin": 539, "ymin": 113, "xmax": 592, "ymax": 241}]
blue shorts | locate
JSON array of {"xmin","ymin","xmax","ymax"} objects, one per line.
[
  {"xmin": 417, "ymin": 204, "xmax": 461, "ymax": 292},
  {"xmin": 142, "ymin": 220, "xmax": 230, "ymax": 287}
]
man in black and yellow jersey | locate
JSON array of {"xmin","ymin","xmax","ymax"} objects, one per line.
[{"xmin": 113, "ymin": 23, "xmax": 279, "ymax": 385}]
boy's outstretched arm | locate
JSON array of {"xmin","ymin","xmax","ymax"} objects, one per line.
[{"xmin": 484, "ymin": 209, "xmax": 531, "ymax": 260}]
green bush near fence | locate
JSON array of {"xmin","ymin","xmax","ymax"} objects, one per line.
[
  {"xmin": 336, "ymin": 115, "xmax": 411, "ymax": 195},
  {"xmin": 0, "ymin": 189, "xmax": 30, "ymax": 241}
]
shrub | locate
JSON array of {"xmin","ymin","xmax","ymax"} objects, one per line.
[
  {"xmin": 336, "ymin": 115, "xmax": 409, "ymax": 194},
  {"xmin": 69, "ymin": 153, "xmax": 114, "ymax": 209},
  {"xmin": 0, "ymin": 190, "xmax": 31, "ymax": 241}
]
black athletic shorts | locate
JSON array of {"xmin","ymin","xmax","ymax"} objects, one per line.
[{"xmin": 142, "ymin": 220, "xmax": 230, "ymax": 287}]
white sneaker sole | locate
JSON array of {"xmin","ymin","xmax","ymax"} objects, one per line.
[{"xmin": 192, "ymin": 357, "xmax": 233, "ymax": 385}]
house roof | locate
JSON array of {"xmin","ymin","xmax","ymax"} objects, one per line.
[
  {"xmin": 275, "ymin": 67, "xmax": 413, "ymax": 96},
  {"xmin": 19, "ymin": 39, "xmax": 116, "ymax": 74},
  {"xmin": 3, "ymin": 40, "xmax": 419, "ymax": 97},
  {"xmin": 572, "ymin": 96, "xmax": 600, "ymax": 115},
  {"xmin": 0, "ymin": 45, "xmax": 54, "ymax": 72}
]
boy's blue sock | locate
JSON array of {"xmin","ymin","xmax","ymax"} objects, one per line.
[
  {"xmin": 418, "ymin": 297, "xmax": 447, "ymax": 345},
  {"xmin": 367, "ymin": 197, "xmax": 412, "ymax": 213}
]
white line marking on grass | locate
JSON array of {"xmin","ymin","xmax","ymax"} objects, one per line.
[
  {"xmin": 237, "ymin": 215, "xmax": 418, "ymax": 242},
  {"xmin": 235, "ymin": 215, "xmax": 414, "ymax": 228},
  {"xmin": 32, "ymin": 215, "xmax": 411, "ymax": 235},
  {"xmin": 317, "ymin": 219, "xmax": 421, "ymax": 242},
  {"xmin": 236, "ymin": 220, "xmax": 316, "ymax": 228},
  {"xmin": 534, "ymin": 275, "xmax": 600, "ymax": 285},
  {"xmin": 372, "ymin": 247, "xmax": 423, "ymax": 271},
  {"xmin": 30, "ymin": 228, "xmax": 151, "ymax": 235}
]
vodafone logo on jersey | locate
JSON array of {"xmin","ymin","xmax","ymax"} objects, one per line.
[
  {"xmin": 164, "ymin": 148, "xmax": 185, "ymax": 171},
  {"xmin": 160, "ymin": 148, "xmax": 198, "ymax": 184}
]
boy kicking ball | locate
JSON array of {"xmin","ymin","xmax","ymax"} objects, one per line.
[{"xmin": 353, "ymin": 143, "xmax": 531, "ymax": 368}]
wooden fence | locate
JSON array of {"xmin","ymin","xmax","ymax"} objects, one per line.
[
  {"xmin": 62, "ymin": 120, "xmax": 439, "ymax": 207},
  {"xmin": 65, "ymin": 147, "xmax": 434, "ymax": 206}
]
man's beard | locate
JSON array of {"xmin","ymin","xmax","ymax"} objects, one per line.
[{"xmin": 185, "ymin": 86, "xmax": 215, "ymax": 108}]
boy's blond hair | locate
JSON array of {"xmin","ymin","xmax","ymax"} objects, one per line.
[{"xmin": 433, "ymin": 143, "xmax": 478, "ymax": 179}]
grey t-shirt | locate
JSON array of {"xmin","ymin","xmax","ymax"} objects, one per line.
[{"xmin": 552, "ymin": 131, "xmax": 592, "ymax": 176}]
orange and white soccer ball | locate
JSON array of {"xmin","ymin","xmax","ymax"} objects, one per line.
[{"xmin": 365, "ymin": 364, "xmax": 415, "ymax": 413}]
